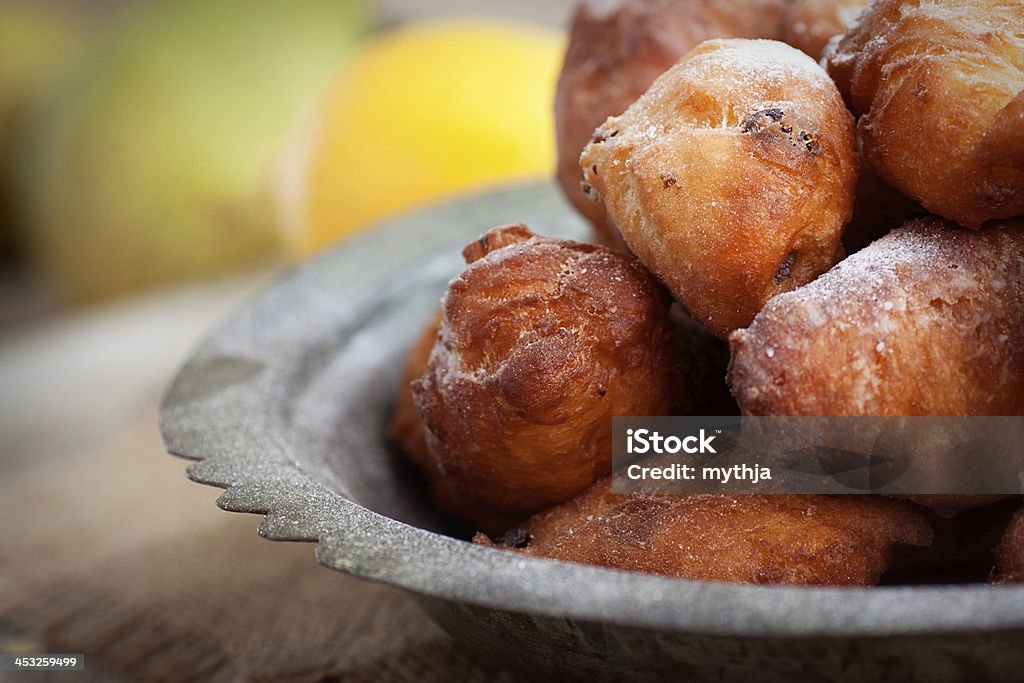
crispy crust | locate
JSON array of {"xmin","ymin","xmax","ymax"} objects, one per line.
[
  {"xmin": 555, "ymin": 0, "xmax": 788, "ymax": 248},
  {"xmin": 412, "ymin": 224, "xmax": 681, "ymax": 518},
  {"xmin": 728, "ymin": 217, "xmax": 1024, "ymax": 416},
  {"xmin": 823, "ymin": 0, "xmax": 1024, "ymax": 229},
  {"xmin": 580, "ymin": 38, "xmax": 858, "ymax": 338},
  {"xmin": 477, "ymin": 477, "xmax": 933, "ymax": 586}
]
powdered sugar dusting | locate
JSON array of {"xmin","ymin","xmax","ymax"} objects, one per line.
[{"xmin": 729, "ymin": 217, "xmax": 1024, "ymax": 416}]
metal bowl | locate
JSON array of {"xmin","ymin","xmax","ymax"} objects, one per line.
[{"xmin": 160, "ymin": 181, "xmax": 1024, "ymax": 682}]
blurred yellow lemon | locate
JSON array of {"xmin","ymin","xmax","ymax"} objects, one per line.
[{"xmin": 273, "ymin": 20, "xmax": 564, "ymax": 255}]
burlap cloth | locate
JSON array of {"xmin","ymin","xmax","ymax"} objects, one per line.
[{"xmin": 0, "ymin": 408, "xmax": 523, "ymax": 682}]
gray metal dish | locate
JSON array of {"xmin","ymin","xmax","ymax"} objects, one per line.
[{"xmin": 160, "ymin": 181, "xmax": 1024, "ymax": 682}]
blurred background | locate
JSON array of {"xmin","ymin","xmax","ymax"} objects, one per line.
[
  {"xmin": 0, "ymin": 2, "xmax": 570, "ymax": 680},
  {"xmin": 1, "ymin": 0, "xmax": 571, "ymax": 478}
]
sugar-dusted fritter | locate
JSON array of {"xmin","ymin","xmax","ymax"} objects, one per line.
[
  {"xmin": 778, "ymin": 0, "xmax": 868, "ymax": 60},
  {"xmin": 728, "ymin": 217, "xmax": 1024, "ymax": 416},
  {"xmin": 412, "ymin": 224, "xmax": 681, "ymax": 519},
  {"xmin": 477, "ymin": 477, "xmax": 932, "ymax": 585},
  {"xmin": 824, "ymin": 0, "xmax": 1024, "ymax": 229},
  {"xmin": 555, "ymin": 0, "xmax": 788, "ymax": 248},
  {"xmin": 993, "ymin": 506, "xmax": 1024, "ymax": 583},
  {"xmin": 581, "ymin": 38, "xmax": 858, "ymax": 338}
]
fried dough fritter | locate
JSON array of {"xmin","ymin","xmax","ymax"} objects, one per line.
[
  {"xmin": 993, "ymin": 506, "xmax": 1024, "ymax": 583},
  {"xmin": 393, "ymin": 232, "xmax": 736, "ymax": 532},
  {"xmin": 729, "ymin": 217, "xmax": 1023, "ymax": 514},
  {"xmin": 824, "ymin": 0, "xmax": 1024, "ymax": 229},
  {"xmin": 778, "ymin": 0, "xmax": 868, "ymax": 60},
  {"xmin": 581, "ymin": 38, "xmax": 858, "ymax": 338},
  {"xmin": 555, "ymin": 0, "xmax": 788, "ymax": 248},
  {"xmin": 476, "ymin": 477, "xmax": 933, "ymax": 586},
  {"xmin": 412, "ymin": 224, "xmax": 681, "ymax": 520},
  {"xmin": 728, "ymin": 217, "xmax": 1024, "ymax": 417}
]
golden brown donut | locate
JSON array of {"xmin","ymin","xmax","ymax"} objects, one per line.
[
  {"xmin": 730, "ymin": 216, "xmax": 1023, "ymax": 515},
  {"xmin": 555, "ymin": 0, "xmax": 788, "ymax": 249},
  {"xmin": 993, "ymin": 505, "xmax": 1024, "ymax": 583},
  {"xmin": 824, "ymin": 0, "xmax": 1024, "ymax": 229},
  {"xmin": 728, "ymin": 217, "xmax": 1024, "ymax": 417},
  {"xmin": 412, "ymin": 224, "xmax": 681, "ymax": 519},
  {"xmin": 778, "ymin": 0, "xmax": 869, "ymax": 60},
  {"xmin": 477, "ymin": 477, "xmax": 933, "ymax": 586},
  {"xmin": 581, "ymin": 38, "xmax": 858, "ymax": 338}
]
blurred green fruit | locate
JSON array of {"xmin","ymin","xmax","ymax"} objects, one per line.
[
  {"xmin": 0, "ymin": 0, "xmax": 84, "ymax": 261},
  {"xmin": 18, "ymin": 0, "xmax": 369, "ymax": 301}
]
